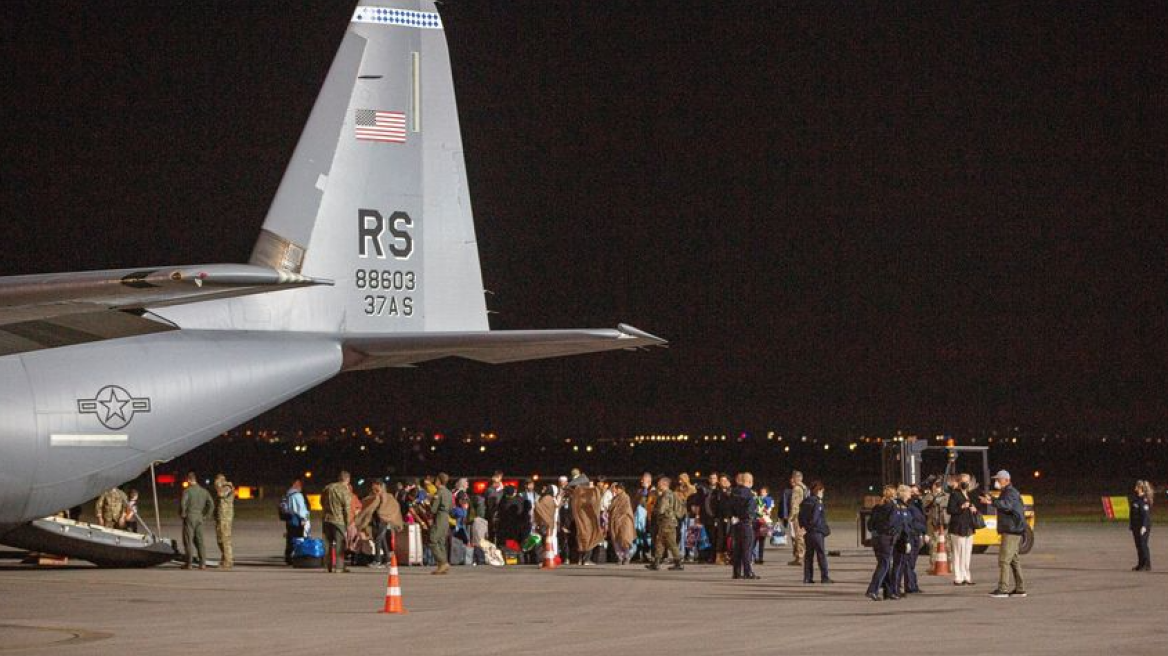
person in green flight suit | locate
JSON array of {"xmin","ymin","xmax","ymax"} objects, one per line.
[
  {"xmin": 430, "ymin": 472, "xmax": 454, "ymax": 575},
  {"xmin": 179, "ymin": 471, "xmax": 214, "ymax": 570}
]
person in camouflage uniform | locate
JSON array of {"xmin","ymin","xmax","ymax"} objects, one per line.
[
  {"xmin": 788, "ymin": 470, "xmax": 808, "ymax": 566},
  {"xmin": 322, "ymin": 471, "xmax": 353, "ymax": 573},
  {"xmin": 213, "ymin": 474, "xmax": 235, "ymax": 569},
  {"xmin": 179, "ymin": 472, "xmax": 214, "ymax": 570},
  {"xmin": 429, "ymin": 472, "xmax": 454, "ymax": 575},
  {"xmin": 647, "ymin": 476, "xmax": 685, "ymax": 571},
  {"xmin": 922, "ymin": 475, "xmax": 952, "ymax": 569},
  {"xmin": 95, "ymin": 487, "xmax": 129, "ymax": 528}
]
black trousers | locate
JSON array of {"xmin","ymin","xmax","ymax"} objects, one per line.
[
  {"xmin": 372, "ymin": 520, "xmax": 390, "ymax": 565},
  {"xmin": 283, "ymin": 522, "xmax": 305, "ymax": 563},
  {"xmin": 867, "ymin": 535, "xmax": 895, "ymax": 597},
  {"xmin": 731, "ymin": 522, "xmax": 756, "ymax": 578},
  {"xmin": 712, "ymin": 521, "xmax": 728, "ymax": 562},
  {"xmin": 1133, "ymin": 528, "xmax": 1151, "ymax": 568},
  {"xmin": 803, "ymin": 531, "xmax": 829, "ymax": 582},
  {"xmin": 899, "ymin": 535, "xmax": 921, "ymax": 592}
]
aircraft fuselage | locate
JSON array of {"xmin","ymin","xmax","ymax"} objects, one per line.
[{"xmin": 0, "ymin": 330, "xmax": 342, "ymax": 531}]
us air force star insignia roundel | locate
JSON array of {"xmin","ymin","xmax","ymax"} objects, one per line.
[{"xmin": 77, "ymin": 385, "xmax": 151, "ymax": 430}]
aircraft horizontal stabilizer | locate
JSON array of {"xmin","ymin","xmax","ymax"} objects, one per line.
[
  {"xmin": 0, "ymin": 264, "xmax": 332, "ymax": 326},
  {"xmin": 341, "ymin": 324, "xmax": 667, "ymax": 370}
]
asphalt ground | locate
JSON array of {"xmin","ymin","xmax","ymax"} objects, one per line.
[{"xmin": 0, "ymin": 520, "xmax": 1165, "ymax": 655}]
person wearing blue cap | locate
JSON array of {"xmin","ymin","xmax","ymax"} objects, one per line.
[{"xmin": 981, "ymin": 470, "xmax": 1026, "ymax": 598}]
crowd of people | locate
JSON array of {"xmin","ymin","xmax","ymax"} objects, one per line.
[
  {"xmin": 87, "ymin": 466, "xmax": 1154, "ymax": 597},
  {"xmin": 266, "ymin": 466, "xmax": 1156, "ymax": 596}
]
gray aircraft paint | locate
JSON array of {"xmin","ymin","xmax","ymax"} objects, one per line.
[
  {"xmin": 0, "ymin": 332, "xmax": 341, "ymax": 525},
  {"xmin": 160, "ymin": 1, "xmax": 487, "ymax": 334},
  {"xmin": 0, "ymin": 2, "xmax": 664, "ymax": 543}
]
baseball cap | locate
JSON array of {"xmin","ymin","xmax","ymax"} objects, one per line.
[{"xmin": 993, "ymin": 470, "xmax": 1011, "ymax": 480}]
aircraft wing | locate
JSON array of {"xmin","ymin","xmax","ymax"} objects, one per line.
[
  {"xmin": 0, "ymin": 264, "xmax": 331, "ymax": 356},
  {"xmin": 341, "ymin": 324, "xmax": 667, "ymax": 369}
]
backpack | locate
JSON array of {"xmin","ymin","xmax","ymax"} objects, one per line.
[{"xmin": 278, "ymin": 493, "xmax": 294, "ymax": 522}]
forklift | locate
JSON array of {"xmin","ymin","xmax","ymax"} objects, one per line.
[{"xmin": 858, "ymin": 437, "xmax": 1036, "ymax": 554}]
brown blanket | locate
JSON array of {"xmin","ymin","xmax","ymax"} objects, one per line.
[
  {"xmin": 572, "ymin": 486, "xmax": 604, "ymax": 553},
  {"xmin": 608, "ymin": 489, "xmax": 636, "ymax": 550},
  {"xmin": 534, "ymin": 494, "xmax": 558, "ymax": 531}
]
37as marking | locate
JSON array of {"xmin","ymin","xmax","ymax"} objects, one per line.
[{"xmin": 364, "ymin": 295, "xmax": 414, "ymax": 317}]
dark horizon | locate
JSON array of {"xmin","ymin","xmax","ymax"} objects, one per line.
[{"xmin": 4, "ymin": 2, "xmax": 1166, "ymax": 439}]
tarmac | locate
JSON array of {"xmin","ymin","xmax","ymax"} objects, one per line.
[{"xmin": 0, "ymin": 520, "xmax": 1165, "ymax": 655}]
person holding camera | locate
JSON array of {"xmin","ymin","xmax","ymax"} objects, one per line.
[
  {"xmin": 981, "ymin": 470, "xmax": 1026, "ymax": 598},
  {"xmin": 947, "ymin": 473, "xmax": 980, "ymax": 585}
]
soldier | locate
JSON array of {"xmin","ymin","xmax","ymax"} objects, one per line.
[
  {"xmin": 322, "ymin": 470, "xmax": 353, "ymax": 573},
  {"xmin": 213, "ymin": 474, "xmax": 235, "ymax": 569},
  {"xmin": 430, "ymin": 472, "xmax": 454, "ymax": 575},
  {"xmin": 788, "ymin": 470, "xmax": 808, "ymax": 566},
  {"xmin": 646, "ymin": 476, "xmax": 685, "ymax": 571},
  {"xmin": 179, "ymin": 471, "xmax": 214, "ymax": 570},
  {"xmin": 922, "ymin": 475, "xmax": 951, "ymax": 570},
  {"xmin": 95, "ymin": 487, "xmax": 129, "ymax": 529}
]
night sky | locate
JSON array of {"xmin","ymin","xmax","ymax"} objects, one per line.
[{"xmin": 4, "ymin": 2, "xmax": 1166, "ymax": 439}]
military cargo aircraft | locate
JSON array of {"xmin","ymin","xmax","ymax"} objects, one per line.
[{"xmin": 0, "ymin": 1, "xmax": 664, "ymax": 563}]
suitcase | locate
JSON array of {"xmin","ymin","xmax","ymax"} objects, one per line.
[
  {"xmin": 394, "ymin": 525, "xmax": 424, "ymax": 566},
  {"xmin": 291, "ymin": 537, "xmax": 324, "ymax": 569}
]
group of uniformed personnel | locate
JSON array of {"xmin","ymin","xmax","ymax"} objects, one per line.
[
  {"xmin": 177, "ymin": 470, "xmax": 235, "ymax": 570},
  {"xmin": 865, "ymin": 484, "xmax": 928, "ymax": 600}
]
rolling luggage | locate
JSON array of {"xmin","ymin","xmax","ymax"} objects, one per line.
[
  {"xmin": 394, "ymin": 524, "xmax": 424, "ymax": 566},
  {"xmin": 291, "ymin": 537, "xmax": 324, "ymax": 569}
]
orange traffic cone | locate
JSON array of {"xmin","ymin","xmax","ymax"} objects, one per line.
[
  {"xmin": 379, "ymin": 552, "xmax": 407, "ymax": 614},
  {"xmin": 540, "ymin": 534, "xmax": 559, "ymax": 570},
  {"xmin": 930, "ymin": 532, "xmax": 951, "ymax": 576}
]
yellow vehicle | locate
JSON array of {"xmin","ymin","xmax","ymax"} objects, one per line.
[{"xmin": 860, "ymin": 438, "xmax": 1036, "ymax": 554}]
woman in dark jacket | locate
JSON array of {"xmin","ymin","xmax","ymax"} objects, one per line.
[
  {"xmin": 1130, "ymin": 480, "xmax": 1154, "ymax": 571},
  {"xmin": 798, "ymin": 481, "xmax": 832, "ymax": 584},
  {"xmin": 947, "ymin": 473, "xmax": 979, "ymax": 585},
  {"xmin": 865, "ymin": 485, "xmax": 901, "ymax": 601}
]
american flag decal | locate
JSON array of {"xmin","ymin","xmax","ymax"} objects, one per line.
[{"xmin": 355, "ymin": 109, "xmax": 406, "ymax": 143}]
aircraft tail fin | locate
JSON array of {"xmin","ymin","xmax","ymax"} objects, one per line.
[{"xmin": 244, "ymin": 1, "xmax": 487, "ymax": 334}]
